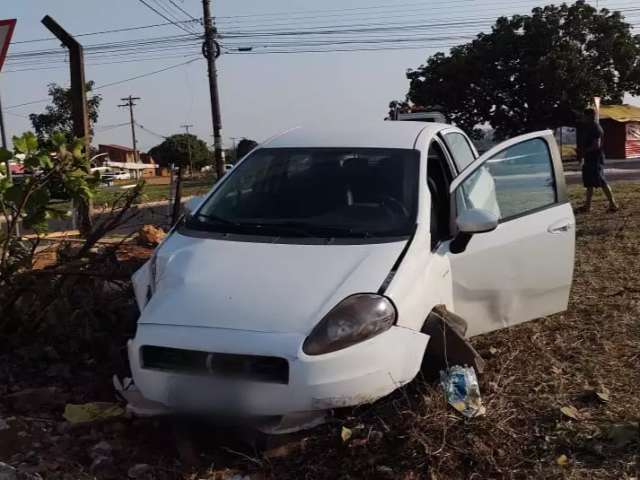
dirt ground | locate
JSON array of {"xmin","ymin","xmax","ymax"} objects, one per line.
[{"xmin": 1, "ymin": 183, "xmax": 638, "ymax": 480}]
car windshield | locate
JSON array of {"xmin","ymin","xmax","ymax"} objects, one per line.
[{"xmin": 187, "ymin": 147, "xmax": 420, "ymax": 238}]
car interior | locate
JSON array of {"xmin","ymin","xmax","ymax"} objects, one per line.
[{"xmin": 426, "ymin": 140, "xmax": 454, "ymax": 249}]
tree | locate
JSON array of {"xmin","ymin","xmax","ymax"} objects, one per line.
[
  {"xmin": 29, "ymin": 82, "xmax": 102, "ymax": 145},
  {"xmin": 400, "ymin": 1, "xmax": 640, "ymax": 140},
  {"xmin": 236, "ymin": 138, "xmax": 258, "ymax": 159},
  {"xmin": 148, "ymin": 134, "xmax": 212, "ymax": 170},
  {"xmin": 0, "ymin": 132, "xmax": 95, "ymax": 277}
]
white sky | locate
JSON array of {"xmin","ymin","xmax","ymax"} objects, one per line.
[{"xmin": 1, "ymin": 0, "xmax": 638, "ymax": 151}]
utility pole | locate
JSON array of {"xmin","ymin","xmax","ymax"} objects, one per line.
[
  {"xmin": 42, "ymin": 15, "xmax": 92, "ymax": 236},
  {"xmin": 118, "ymin": 95, "xmax": 141, "ymax": 164},
  {"xmin": 202, "ymin": 0, "xmax": 224, "ymax": 180},
  {"xmin": 181, "ymin": 124, "xmax": 194, "ymax": 175}
]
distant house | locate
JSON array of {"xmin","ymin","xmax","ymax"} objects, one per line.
[
  {"xmin": 97, "ymin": 144, "xmax": 157, "ymax": 178},
  {"xmin": 598, "ymin": 105, "xmax": 640, "ymax": 159}
]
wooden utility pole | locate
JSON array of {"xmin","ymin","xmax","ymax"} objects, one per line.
[
  {"xmin": 181, "ymin": 124, "xmax": 194, "ymax": 175},
  {"xmin": 119, "ymin": 95, "xmax": 141, "ymax": 163},
  {"xmin": 201, "ymin": 0, "xmax": 224, "ymax": 179},
  {"xmin": 41, "ymin": 15, "xmax": 92, "ymax": 236}
]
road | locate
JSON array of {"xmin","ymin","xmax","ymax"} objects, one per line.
[{"xmin": 564, "ymin": 158, "xmax": 640, "ymax": 184}]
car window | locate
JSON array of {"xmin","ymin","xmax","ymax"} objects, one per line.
[
  {"xmin": 456, "ymin": 138, "xmax": 557, "ymax": 221},
  {"xmin": 444, "ymin": 132, "xmax": 476, "ymax": 171},
  {"xmin": 190, "ymin": 147, "xmax": 420, "ymax": 238}
]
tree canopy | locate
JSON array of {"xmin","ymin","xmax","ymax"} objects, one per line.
[
  {"xmin": 399, "ymin": 1, "xmax": 640, "ymax": 139},
  {"xmin": 29, "ymin": 82, "xmax": 102, "ymax": 145},
  {"xmin": 148, "ymin": 133, "xmax": 212, "ymax": 169},
  {"xmin": 236, "ymin": 138, "xmax": 258, "ymax": 160}
]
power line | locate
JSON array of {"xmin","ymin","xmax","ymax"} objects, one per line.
[
  {"xmin": 5, "ymin": 58, "xmax": 200, "ymax": 109},
  {"xmin": 165, "ymin": 0, "xmax": 199, "ymax": 21},
  {"xmin": 135, "ymin": 121, "xmax": 169, "ymax": 139},
  {"xmin": 137, "ymin": 0, "xmax": 199, "ymax": 35},
  {"xmin": 10, "ymin": 19, "xmax": 201, "ymax": 45}
]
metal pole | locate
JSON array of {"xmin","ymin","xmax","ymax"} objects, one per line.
[
  {"xmin": 202, "ymin": 0, "xmax": 224, "ymax": 180},
  {"xmin": 0, "ymin": 88, "xmax": 19, "ymax": 236},
  {"xmin": 42, "ymin": 15, "xmax": 92, "ymax": 236},
  {"xmin": 0, "ymin": 89, "xmax": 11, "ymax": 182}
]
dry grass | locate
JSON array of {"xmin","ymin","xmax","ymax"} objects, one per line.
[{"xmin": 1, "ymin": 183, "xmax": 639, "ymax": 479}]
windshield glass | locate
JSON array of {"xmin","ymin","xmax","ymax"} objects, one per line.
[{"xmin": 188, "ymin": 147, "xmax": 419, "ymax": 238}]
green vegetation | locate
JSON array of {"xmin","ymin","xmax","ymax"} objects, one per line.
[{"xmin": 395, "ymin": 1, "xmax": 640, "ymax": 139}]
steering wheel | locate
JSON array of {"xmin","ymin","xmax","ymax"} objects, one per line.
[{"xmin": 379, "ymin": 195, "xmax": 409, "ymax": 218}]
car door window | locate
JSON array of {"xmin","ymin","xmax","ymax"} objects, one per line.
[
  {"xmin": 444, "ymin": 132, "xmax": 476, "ymax": 172},
  {"xmin": 456, "ymin": 138, "xmax": 557, "ymax": 221}
]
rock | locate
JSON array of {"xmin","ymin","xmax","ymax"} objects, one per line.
[
  {"xmin": 90, "ymin": 456, "xmax": 114, "ymax": 475},
  {"xmin": 137, "ymin": 225, "xmax": 166, "ymax": 247},
  {"xmin": 5, "ymin": 388, "xmax": 66, "ymax": 414},
  {"xmin": 375, "ymin": 465, "xmax": 394, "ymax": 477},
  {"xmin": 127, "ymin": 464, "xmax": 152, "ymax": 478},
  {"xmin": 0, "ymin": 462, "xmax": 17, "ymax": 480},
  {"xmin": 89, "ymin": 440, "xmax": 113, "ymax": 459}
]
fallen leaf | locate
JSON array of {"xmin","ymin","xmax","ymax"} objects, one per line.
[
  {"xmin": 560, "ymin": 405, "xmax": 580, "ymax": 420},
  {"xmin": 488, "ymin": 346, "xmax": 498, "ymax": 356},
  {"xmin": 341, "ymin": 426, "xmax": 352, "ymax": 443},
  {"xmin": 556, "ymin": 454, "xmax": 569, "ymax": 466},
  {"xmin": 596, "ymin": 388, "xmax": 610, "ymax": 403}
]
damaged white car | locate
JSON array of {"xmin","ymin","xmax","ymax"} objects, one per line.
[{"xmin": 125, "ymin": 121, "xmax": 575, "ymax": 432}]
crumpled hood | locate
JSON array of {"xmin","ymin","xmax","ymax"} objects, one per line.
[{"xmin": 136, "ymin": 232, "xmax": 406, "ymax": 335}]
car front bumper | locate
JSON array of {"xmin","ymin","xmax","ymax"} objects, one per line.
[{"xmin": 128, "ymin": 324, "xmax": 429, "ymax": 417}]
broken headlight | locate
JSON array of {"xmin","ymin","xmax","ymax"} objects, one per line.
[{"xmin": 302, "ymin": 294, "xmax": 396, "ymax": 355}]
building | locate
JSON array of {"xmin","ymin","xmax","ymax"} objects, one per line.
[
  {"xmin": 599, "ymin": 105, "xmax": 640, "ymax": 159},
  {"xmin": 97, "ymin": 144, "xmax": 157, "ymax": 178}
]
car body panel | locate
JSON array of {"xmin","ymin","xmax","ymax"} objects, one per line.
[
  {"xmin": 446, "ymin": 130, "xmax": 575, "ymax": 336},
  {"xmin": 128, "ymin": 323, "xmax": 428, "ymax": 415},
  {"xmin": 139, "ymin": 231, "xmax": 408, "ymax": 334}
]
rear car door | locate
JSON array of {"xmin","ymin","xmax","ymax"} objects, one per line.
[{"xmin": 444, "ymin": 130, "xmax": 575, "ymax": 336}]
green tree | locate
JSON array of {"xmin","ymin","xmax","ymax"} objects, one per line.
[
  {"xmin": 236, "ymin": 138, "xmax": 258, "ymax": 160},
  {"xmin": 0, "ymin": 132, "xmax": 96, "ymax": 276},
  {"xmin": 29, "ymin": 82, "xmax": 102, "ymax": 145},
  {"xmin": 148, "ymin": 133, "xmax": 212, "ymax": 170},
  {"xmin": 399, "ymin": 1, "xmax": 640, "ymax": 140}
]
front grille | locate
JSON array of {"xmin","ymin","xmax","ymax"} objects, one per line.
[{"xmin": 140, "ymin": 346, "xmax": 289, "ymax": 384}]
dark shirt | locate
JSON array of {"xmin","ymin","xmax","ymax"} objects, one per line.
[{"xmin": 582, "ymin": 121, "xmax": 605, "ymax": 164}]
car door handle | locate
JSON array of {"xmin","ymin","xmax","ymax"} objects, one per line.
[{"xmin": 548, "ymin": 220, "xmax": 573, "ymax": 234}]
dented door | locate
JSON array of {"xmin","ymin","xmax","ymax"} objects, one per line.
[{"xmin": 445, "ymin": 131, "xmax": 575, "ymax": 336}]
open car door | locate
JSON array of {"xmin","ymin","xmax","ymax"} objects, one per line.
[{"xmin": 444, "ymin": 130, "xmax": 575, "ymax": 336}]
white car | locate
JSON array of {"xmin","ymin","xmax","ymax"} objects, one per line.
[{"xmin": 127, "ymin": 121, "xmax": 575, "ymax": 431}]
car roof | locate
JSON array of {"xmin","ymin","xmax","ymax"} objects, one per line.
[{"xmin": 261, "ymin": 121, "xmax": 450, "ymax": 150}]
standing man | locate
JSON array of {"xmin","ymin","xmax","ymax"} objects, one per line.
[{"xmin": 578, "ymin": 108, "xmax": 618, "ymax": 213}]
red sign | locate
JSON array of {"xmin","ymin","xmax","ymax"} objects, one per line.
[{"xmin": 0, "ymin": 19, "xmax": 16, "ymax": 72}]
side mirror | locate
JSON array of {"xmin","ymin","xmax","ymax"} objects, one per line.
[
  {"xmin": 456, "ymin": 208, "xmax": 499, "ymax": 234},
  {"xmin": 184, "ymin": 195, "xmax": 204, "ymax": 214},
  {"xmin": 450, "ymin": 208, "xmax": 498, "ymax": 254}
]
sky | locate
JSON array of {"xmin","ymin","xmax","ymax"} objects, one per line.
[{"xmin": 1, "ymin": 0, "xmax": 639, "ymax": 152}]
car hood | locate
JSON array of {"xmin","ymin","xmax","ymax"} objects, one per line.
[{"xmin": 137, "ymin": 232, "xmax": 407, "ymax": 335}]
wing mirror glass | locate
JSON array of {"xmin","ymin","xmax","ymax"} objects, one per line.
[{"xmin": 451, "ymin": 208, "xmax": 498, "ymax": 254}]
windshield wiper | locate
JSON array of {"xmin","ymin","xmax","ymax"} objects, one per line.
[
  {"xmin": 261, "ymin": 221, "xmax": 372, "ymax": 238},
  {"xmin": 192, "ymin": 212, "xmax": 239, "ymax": 226}
]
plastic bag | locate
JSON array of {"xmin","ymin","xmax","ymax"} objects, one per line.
[{"xmin": 440, "ymin": 365, "xmax": 485, "ymax": 418}]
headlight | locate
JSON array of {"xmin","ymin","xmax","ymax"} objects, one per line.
[{"xmin": 302, "ymin": 294, "xmax": 397, "ymax": 355}]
